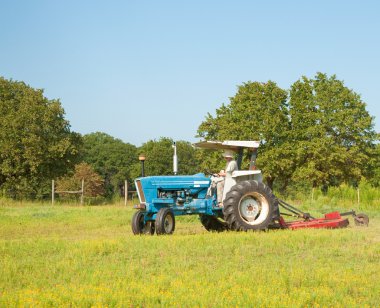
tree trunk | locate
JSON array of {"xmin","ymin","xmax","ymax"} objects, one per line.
[{"xmin": 265, "ymin": 176, "xmax": 275, "ymax": 190}]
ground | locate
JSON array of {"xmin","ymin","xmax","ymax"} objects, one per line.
[{"xmin": 0, "ymin": 203, "xmax": 379, "ymax": 307}]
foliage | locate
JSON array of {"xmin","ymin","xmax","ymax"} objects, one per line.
[
  {"xmin": 197, "ymin": 81, "xmax": 293, "ymax": 188},
  {"xmin": 0, "ymin": 205, "xmax": 379, "ymax": 306},
  {"xmin": 289, "ymin": 73, "xmax": 378, "ymax": 189},
  {"xmin": 56, "ymin": 162, "xmax": 104, "ymax": 198},
  {"xmin": 131, "ymin": 137, "xmax": 199, "ymax": 178},
  {"xmin": 0, "ymin": 77, "xmax": 81, "ymax": 198},
  {"xmin": 274, "ymin": 179, "xmax": 380, "ymax": 211},
  {"xmin": 194, "ymin": 149, "xmax": 226, "ymax": 175},
  {"xmin": 197, "ymin": 73, "xmax": 378, "ymax": 192},
  {"xmin": 366, "ymin": 142, "xmax": 380, "ymax": 187},
  {"xmin": 81, "ymin": 132, "xmax": 137, "ymax": 197}
]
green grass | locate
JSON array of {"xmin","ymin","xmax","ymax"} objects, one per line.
[{"xmin": 0, "ymin": 201, "xmax": 379, "ymax": 307}]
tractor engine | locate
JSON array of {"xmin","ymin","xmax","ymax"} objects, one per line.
[{"xmin": 157, "ymin": 189, "xmax": 191, "ymax": 206}]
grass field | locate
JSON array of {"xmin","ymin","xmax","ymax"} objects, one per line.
[{"xmin": 0, "ymin": 201, "xmax": 379, "ymax": 307}]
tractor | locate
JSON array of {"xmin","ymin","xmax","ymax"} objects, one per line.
[
  {"xmin": 131, "ymin": 140, "xmax": 369, "ymax": 235},
  {"xmin": 132, "ymin": 140, "xmax": 281, "ymax": 235}
]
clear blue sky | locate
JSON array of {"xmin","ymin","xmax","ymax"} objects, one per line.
[{"xmin": 1, "ymin": 0, "xmax": 379, "ymax": 146}]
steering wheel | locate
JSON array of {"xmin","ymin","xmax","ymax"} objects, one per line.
[{"xmin": 205, "ymin": 170, "xmax": 219, "ymax": 177}]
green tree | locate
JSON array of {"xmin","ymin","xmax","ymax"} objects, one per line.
[
  {"xmin": 197, "ymin": 81, "xmax": 292, "ymax": 189},
  {"xmin": 289, "ymin": 73, "xmax": 378, "ymax": 190},
  {"xmin": 0, "ymin": 77, "xmax": 81, "ymax": 198},
  {"xmin": 363, "ymin": 138, "xmax": 380, "ymax": 187},
  {"xmin": 81, "ymin": 132, "xmax": 137, "ymax": 197},
  {"xmin": 131, "ymin": 137, "xmax": 199, "ymax": 178}
]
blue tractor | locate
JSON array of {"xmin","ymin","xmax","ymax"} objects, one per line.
[{"xmin": 131, "ymin": 140, "xmax": 280, "ymax": 235}]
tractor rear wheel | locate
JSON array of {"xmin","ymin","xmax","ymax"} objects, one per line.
[
  {"xmin": 155, "ymin": 208, "xmax": 175, "ymax": 235},
  {"xmin": 132, "ymin": 210, "xmax": 155, "ymax": 235},
  {"xmin": 199, "ymin": 215, "xmax": 228, "ymax": 232},
  {"xmin": 223, "ymin": 180, "xmax": 279, "ymax": 231}
]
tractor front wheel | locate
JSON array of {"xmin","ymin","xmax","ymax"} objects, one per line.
[
  {"xmin": 223, "ymin": 180, "xmax": 279, "ymax": 231},
  {"xmin": 155, "ymin": 208, "xmax": 175, "ymax": 235},
  {"xmin": 131, "ymin": 210, "xmax": 155, "ymax": 235}
]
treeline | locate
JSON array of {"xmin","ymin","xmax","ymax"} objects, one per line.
[
  {"xmin": 56, "ymin": 135, "xmax": 200, "ymax": 200},
  {"xmin": 0, "ymin": 76, "xmax": 200, "ymax": 199},
  {"xmin": 0, "ymin": 73, "xmax": 379, "ymax": 200}
]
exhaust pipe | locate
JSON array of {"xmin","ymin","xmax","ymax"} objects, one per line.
[{"xmin": 172, "ymin": 141, "xmax": 178, "ymax": 175}]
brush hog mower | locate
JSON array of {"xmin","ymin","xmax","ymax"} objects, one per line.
[
  {"xmin": 132, "ymin": 140, "xmax": 369, "ymax": 235},
  {"xmin": 275, "ymin": 199, "xmax": 369, "ymax": 229}
]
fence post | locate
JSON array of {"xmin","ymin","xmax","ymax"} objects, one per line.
[
  {"xmin": 357, "ymin": 187, "xmax": 360, "ymax": 206},
  {"xmin": 80, "ymin": 179, "xmax": 84, "ymax": 205},
  {"xmin": 52, "ymin": 180, "xmax": 55, "ymax": 205},
  {"xmin": 124, "ymin": 180, "xmax": 128, "ymax": 206}
]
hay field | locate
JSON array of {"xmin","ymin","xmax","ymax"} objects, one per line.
[{"xmin": 0, "ymin": 203, "xmax": 379, "ymax": 307}]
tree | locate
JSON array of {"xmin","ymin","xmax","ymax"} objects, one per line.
[
  {"xmin": 0, "ymin": 77, "xmax": 81, "ymax": 198},
  {"xmin": 81, "ymin": 132, "xmax": 137, "ymax": 197},
  {"xmin": 289, "ymin": 73, "xmax": 378, "ymax": 190},
  {"xmin": 56, "ymin": 162, "xmax": 104, "ymax": 198},
  {"xmin": 197, "ymin": 81, "xmax": 292, "ymax": 189},
  {"xmin": 131, "ymin": 137, "xmax": 199, "ymax": 178},
  {"xmin": 362, "ymin": 136, "xmax": 380, "ymax": 187}
]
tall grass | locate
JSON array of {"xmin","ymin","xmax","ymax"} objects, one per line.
[{"xmin": 277, "ymin": 181, "xmax": 380, "ymax": 212}]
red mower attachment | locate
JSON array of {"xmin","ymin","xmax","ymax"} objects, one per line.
[{"xmin": 277, "ymin": 199, "xmax": 369, "ymax": 230}]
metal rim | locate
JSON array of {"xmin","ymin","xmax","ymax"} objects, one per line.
[
  {"xmin": 164, "ymin": 213, "xmax": 174, "ymax": 233},
  {"xmin": 142, "ymin": 221, "xmax": 154, "ymax": 234},
  {"xmin": 238, "ymin": 192, "xmax": 269, "ymax": 226}
]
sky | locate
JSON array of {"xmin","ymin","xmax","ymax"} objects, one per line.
[{"xmin": 1, "ymin": 0, "xmax": 379, "ymax": 146}]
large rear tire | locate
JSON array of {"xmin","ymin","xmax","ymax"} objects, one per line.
[
  {"xmin": 155, "ymin": 208, "xmax": 175, "ymax": 235},
  {"xmin": 131, "ymin": 210, "xmax": 155, "ymax": 235},
  {"xmin": 223, "ymin": 180, "xmax": 279, "ymax": 231},
  {"xmin": 199, "ymin": 215, "xmax": 228, "ymax": 232}
]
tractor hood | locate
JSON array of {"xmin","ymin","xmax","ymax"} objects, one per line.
[{"xmin": 135, "ymin": 173, "xmax": 210, "ymax": 204}]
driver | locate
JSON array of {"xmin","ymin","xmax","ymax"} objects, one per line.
[{"xmin": 216, "ymin": 149, "xmax": 238, "ymax": 207}]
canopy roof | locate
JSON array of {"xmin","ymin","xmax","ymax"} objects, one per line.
[{"xmin": 194, "ymin": 140, "xmax": 260, "ymax": 151}]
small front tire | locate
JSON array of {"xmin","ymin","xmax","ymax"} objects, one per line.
[
  {"xmin": 155, "ymin": 208, "xmax": 175, "ymax": 235},
  {"xmin": 132, "ymin": 210, "xmax": 155, "ymax": 235}
]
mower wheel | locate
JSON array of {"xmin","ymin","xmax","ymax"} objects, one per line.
[
  {"xmin": 223, "ymin": 180, "xmax": 279, "ymax": 231},
  {"xmin": 131, "ymin": 210, "xmax": 155, "ymax": 235},
  {"xmin": 155, "ymin": 208, "xmax": 175, "ymax": 235},
  {"xmin": 199, "ymin": 215, "xmax": 228, "ymax": 232},
  {"xmin": 354, "ymin": 213, "xmax": 369, "ymax": 226}
]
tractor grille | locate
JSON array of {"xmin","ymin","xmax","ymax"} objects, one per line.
[{"xmin": 136, "ymin": 180, "xmax": 146, "ymax": 203}]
